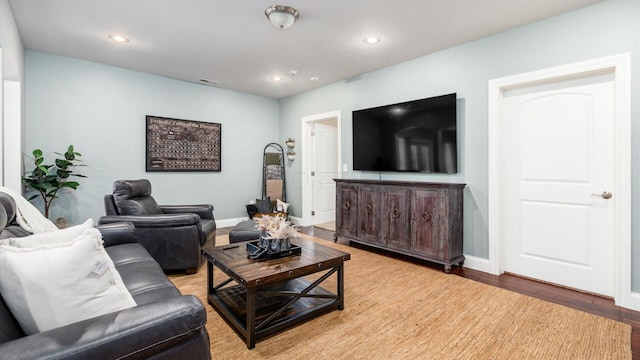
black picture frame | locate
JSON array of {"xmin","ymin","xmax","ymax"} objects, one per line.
[{"xmin": 146, "ymin": 115, "xmax": 221, "ymax": 172}]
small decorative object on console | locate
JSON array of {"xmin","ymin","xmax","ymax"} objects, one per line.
[
  {"xmin": 249, "ymin": 215, "xmax": 300, "ymax": 260},
  {"xmin": 276, "ymin": 198, "xmax": 290, "ymax": 213}
]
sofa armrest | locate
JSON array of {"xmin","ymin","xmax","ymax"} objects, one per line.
[
  {"xmin": 99, "ymin": 213, "xmax": 200, "ymax": 228},
  {"xmin": 0, "ymin": 295, "xmax": 208, "ymax": 360},
  {"xmin": 160, "ymin": 204, "xmax": 214, "ymax": 220},
  {"xmin": 97, "ymin": 221, "xmax": 138, "ymax": 247}
]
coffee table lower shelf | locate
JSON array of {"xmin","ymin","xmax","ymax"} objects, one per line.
[{"xmin": 208, "ymin": 274, "xmax": 343, "ymax": 349}]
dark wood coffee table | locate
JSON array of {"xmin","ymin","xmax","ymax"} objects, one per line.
[{"xmin": 203, "ymin": 237, "xmax": 350, "ymax": 349}]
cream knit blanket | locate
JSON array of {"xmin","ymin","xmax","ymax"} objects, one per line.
[{"xmin": 0, "ymin": 186, "xmax": 59, "ymax": 233}]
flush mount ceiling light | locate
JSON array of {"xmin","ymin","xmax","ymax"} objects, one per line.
[
  {"xmin": 272, "ymin": 75, "xmax": 283, "ymax": 81},
  {"xmin": 265, "ymin": 5, "xmax": 299, "ymax": 29},
  {"xmin": 108, "ymin": 34, "xmax": 129, "ymax": 43}
]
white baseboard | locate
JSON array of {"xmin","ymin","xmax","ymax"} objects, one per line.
[
  {"xmin": 215, "ymin": 217, "xmax": 249, "ymax": 229},
  {"xmin": 626, "ymin": 292, "xmax": 640, "ymax": 312},
  {"xmin": 461, "ymin": 254, "xmax": 493, "ymax": 274}
]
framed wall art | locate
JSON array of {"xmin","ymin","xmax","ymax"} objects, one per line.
[{"xmin": 146, "ymin": 115, "xmax": 221, "ymax": 172}]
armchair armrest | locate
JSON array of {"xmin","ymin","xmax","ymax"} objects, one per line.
[
  {"xmin": 99, "ymin": 214, "xmax": 200, "ymax": 228},
  {"xmin": 97, "ymin": 221, "xmax": 138, "ymax": 247},
  {"xmin": 160, "ymin": 204, "xmax": 214, "ymax": 220},
  {"xmin": 0, "ymin": 295, "xmax": 208, "ymax": 360}
]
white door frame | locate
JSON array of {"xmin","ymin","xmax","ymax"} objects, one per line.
[
  {"xmin": 300, "ymin": 110, "xmax": 342, "ymax": 227},
  {"xmin": 4, "ymin": 80, "xmax": 22, "ymax": 191},
  {"xmin": 487, "ymin": 54, "xmax": 632, "ymax": 308},
  {"xmin": 1, "ymin": 48, "xmax": 24, "ymax": 191}
]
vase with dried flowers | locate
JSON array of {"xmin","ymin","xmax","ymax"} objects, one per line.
[{"xmin": 250, "ymin": 215, "xmax": 298, "ymax": 259}]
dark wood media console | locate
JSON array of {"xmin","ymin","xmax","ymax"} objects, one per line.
[{"xmin": 334, "ymin": 179, "xmax": 465, "ymax": 273}]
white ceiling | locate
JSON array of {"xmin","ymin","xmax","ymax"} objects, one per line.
[{"xmin": 9, "ymin": 0, "xmax": 602, "ymax": 99}]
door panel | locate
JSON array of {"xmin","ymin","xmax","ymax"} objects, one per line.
[
  {"xmin": 411, "ymin": 189, "xmax": 441, "ymax": 257},
  {"xmin": 358, "ymin": 186, "xmax": 381, "ymax": 244},
  {"xmin": 520, "ymin": 201, "xmax": 590, "ymax": 266},
  {"xmin": 336, "ymin": 184, "xmax": 357, "ymax": 238},
  {"xmin": 383, "ymin": 188, "xmax": 410, "ymax": 249},
  {"xmin": 503, "ymin": 74, "xmax": 615, "ymax": 296},
  {"xmin": 520, "ymin": 94, "xmax": 591, "ymax": 181}
]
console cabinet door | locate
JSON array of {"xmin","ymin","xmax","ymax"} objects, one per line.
[
  {"xmin": 383, "ymin": 187, "xmax": 411, "ymax": 250},
  {"xmin": 336, "ymin": 184, "xmax": 358, "ymax": 238},
  {"xmin": 411, "ymin": 189, "xmax": 442, "ymax": 258},
  {"xmin": 357, "ymin": 186, "xmax": 381, "ymax": 244}
]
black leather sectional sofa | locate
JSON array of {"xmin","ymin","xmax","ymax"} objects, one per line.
[{"xmin": 0, "ymin": 192, "xmax": 211, "ymax": 359}]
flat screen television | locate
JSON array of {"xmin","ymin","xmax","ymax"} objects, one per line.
[{"xmin": 352, "ymin": 93, "xmax": 457, "ymax": 173}]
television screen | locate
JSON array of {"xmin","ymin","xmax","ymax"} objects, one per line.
[{"xmin": 352, "ymin": 93, "xmax": 457, "ymax": 173}]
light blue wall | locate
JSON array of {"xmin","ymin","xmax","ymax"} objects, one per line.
[
  {"xmin": 279, "ymin": 0, "xmax": 640, "ymax": 287},
  {"xmin": 24, "ymin": 51, "xmax": 279, "ymax": 224}
]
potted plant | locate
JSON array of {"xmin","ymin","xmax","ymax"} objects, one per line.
[{"xmin": 22, "ymin": 145, "xmax": 86, "ymax": 219}]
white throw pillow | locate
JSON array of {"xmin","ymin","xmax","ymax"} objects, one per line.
[
  {"xmin": 0, "ymin": 218, "xmax": 94, "ymax": 247},
  {"xmin": 0, "ymin": 227, "xmax": 136, "ymax": 334},
  {"xmin": 277, "ymin": 198, "xmax": 290, "ymax": 212}
]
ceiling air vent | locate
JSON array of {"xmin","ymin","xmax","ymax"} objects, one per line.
[{"xmin": 199, "ymin": 78, "xmax": 220, "ymax": 85}]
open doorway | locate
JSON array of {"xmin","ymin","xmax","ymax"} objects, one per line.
[{"xmin": 301, "ymin": 111, "xmax": 342, "ymax": 227}]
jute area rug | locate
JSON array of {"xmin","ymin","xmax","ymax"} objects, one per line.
[{"xmin": 169, "ymin": 234, "xmax": 631, "ymax": 360}]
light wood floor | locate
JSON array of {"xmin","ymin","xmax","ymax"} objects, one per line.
[{"xmin": 217, "ymin": 225, "xmax": 640, "ymax": 358}]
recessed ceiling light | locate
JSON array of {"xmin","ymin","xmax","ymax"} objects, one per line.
[
  {"xmin": 363, "ymin": 36, "xmax": 381, "ymax": 44},
  {"xmin": 272, "ymin": 76, "xmax": 283, "ymax": 81},
  {"xmin": 108, "ymin": 34, "xmax": 130, "ymax": 43},
  {"xmin": 310, "ymin": 76, "xmax": 320, "ymax": 81}
]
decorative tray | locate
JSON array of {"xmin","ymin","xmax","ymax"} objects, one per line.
[{"xmin": 246, "ymin": 241, "xmax": 302, "ymax": 260}]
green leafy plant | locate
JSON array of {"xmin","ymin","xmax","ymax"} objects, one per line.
[{"xmin": 22, "ymin": 145, "xmax": 87, "ymax": 218}]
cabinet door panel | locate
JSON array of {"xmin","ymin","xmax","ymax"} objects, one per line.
[
  {"xmin": 383, "ymin": 188, "xmax": 410, "ymax": 249},
  {"xmin": 336, "ymin": 184, "xmax": 358, "ymax": 237},
  {"xmin": 357, "ymin": 186, "xmax": 381, "ymax": 243},
  {"xmin": 411, "ymin": 190, "xmax": 442, "ymax": 257}
]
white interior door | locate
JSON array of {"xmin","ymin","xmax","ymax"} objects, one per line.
[
  {"xmin": 312, "ymin": 122, "xmax": 338, "ymax": 224},
  {"xmin": 503, "ymin": 73, "xmax": 615, "ymax": 297}
]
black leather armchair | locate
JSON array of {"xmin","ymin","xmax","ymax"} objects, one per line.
[{"xmin": 99, "ymin": 179, "xmax": 216, "ymax": 274}]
